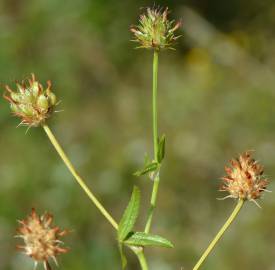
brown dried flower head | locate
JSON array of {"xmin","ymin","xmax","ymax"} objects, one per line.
[
  {"xmin": 4, "ymin": 74, "xmax": 58, "ymax": 127},
  {"xmin": 130, "ymin": 7, "xmax": 181, "ymax": 50},
  {"xmin": 16, "ymin": 209, "xmax": 69, "ymax": 270},
  {"xmin": 220, "ymin": 151, "xmax": 269, "ymax": 205}
]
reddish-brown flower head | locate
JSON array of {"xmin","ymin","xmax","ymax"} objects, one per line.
[
  {"xmin": 4, "ymin": 74, "xmax": 58, "ymax": 127},
  {"xmin": 16, "ymin": 209, "xmax": 69, "ymax": 270},
  {"xmin": 220, "ymin": 151, "xmax": 269, "ymax": 204}
]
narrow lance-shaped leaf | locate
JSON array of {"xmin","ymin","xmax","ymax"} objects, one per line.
[
  {"xmin": 157, "ymin": 134, "xmax": 166, "ymax": 163},
  {"xmin": 134, "ymin": 161, "xmax": 159, "ymax": 177},
  {"xmin": 124, "ymin": 232, "xmax": 174, "ymax": 248},
  {"xmin": 118, "ymin": 186, "xmax": 140, "ymax": 241}
]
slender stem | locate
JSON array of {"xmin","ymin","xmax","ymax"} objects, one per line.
[
  {"xmin": 135, "ymin": 248, "xmax": 149, "ymax": 270},
  {"xmin": 192, "ymin": 199, "xmax": 244, "ymax": 270},
  {"xmin": 144, "ymin": 176, "xmax": 159, "ymax": 233},
  {"xmin": 152, "ymin": 50, "xmax": 159, "ymax": 160},
  {"xmin": 144, "ymin": 50, "xmax": 159, "ymax": 234},
  {"xmin": 42, "ymin": 124, "xmax": 118, "ymax": 230},
  {"xmin": 43, "ymin": 125, "xmax": 151, "ymax": 270},
  {"xmin": 43, "ymin": 124, "xmax": 149, "ymax": 269}
]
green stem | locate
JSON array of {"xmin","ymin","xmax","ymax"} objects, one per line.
[
  {"xmin": 152, "ymin": 50, "xmax": 159, "ymax": 159},
  {"xmin": 135, "ymin": 248, "xmax": 149, "ymax": 270},
  {"xmin": 43, "ymin": 125, "xmax": 149, "ymax": 269},
  {"xmin": 145, "ymin": 50, "xmax": 159, "ymax": 234},
  {"xmin": 42, "ymin": 124, "xmax": 118, "ymax": 230},
  {"xmin": 192, "ymin": 199, "xmax": 244, "ymax": 270}
]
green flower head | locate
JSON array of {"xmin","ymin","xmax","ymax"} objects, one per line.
[{"xmin": 131, "ymin": 7, "xmax": 181, "ymax": 50}]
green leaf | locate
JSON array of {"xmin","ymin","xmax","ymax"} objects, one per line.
[
  {"xmin": 118, "ymin": 243, "xmax": 127, "ymax": 269},
  {"xmin": 134, "ymin": 162, "xmax": 159, "ymax": 177},
  {"xmin": 124, "ymin": 232, "xmax": 174, "ymax": 248},
  {"xmin": 118, "ymin": 186, "xmax": 140, "ymax": 241},
  {"xmin": 157, "ymin": 134, "xmax": 166, "ymax": 163}
]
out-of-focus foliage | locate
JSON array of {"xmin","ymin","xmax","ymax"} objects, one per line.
[{"xmin": 1, "ymin": 0, "xmax": 275, "ymax": 269}]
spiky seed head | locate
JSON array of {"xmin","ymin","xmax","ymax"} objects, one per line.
[
  {"xmin": 130, "ymin": 7, "xmax": 181, "ymax": 50},
  {"xmin": 4, "ymin": 74, "xmax": 58, "ymax": 127},
  {"xmin": 16, "ymin": 209, "xmax": 69, "ymax": 270},
  {"xmin": 220, "ymin": 151, "xmax": 269, "ymax": 203}
]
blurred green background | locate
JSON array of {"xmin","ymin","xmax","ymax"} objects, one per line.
[{"xmin": 1, "ymin": 0, "xmax": 275, "ymax": 269}]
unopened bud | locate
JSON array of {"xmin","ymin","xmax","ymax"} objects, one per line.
[
  {"xmin": 37, "ymin": 95, "xmax": 49, "ymax": 111},
  {"xmin": 48, "ymin": 92, "xmax": 57, "ymax": 105}
]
